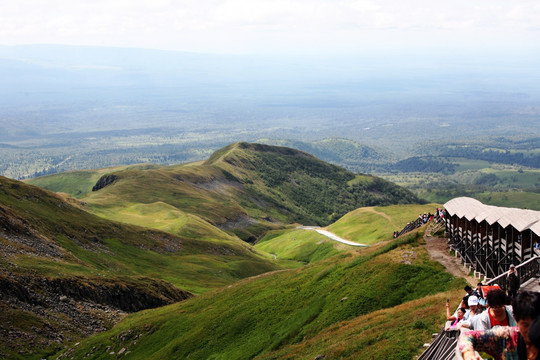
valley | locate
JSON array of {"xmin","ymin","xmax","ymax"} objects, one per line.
[{"xmin": 2, "ymin": 142, "xmax": 468, "ymax": 359}]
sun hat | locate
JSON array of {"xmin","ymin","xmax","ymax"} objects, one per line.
[{"xmin": 468, "ymin": 296, "xmax": 479, "ymax": 306}]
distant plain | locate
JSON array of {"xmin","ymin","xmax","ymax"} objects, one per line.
[{"xmin": 1, "ymin": 45, "xmax": 539, "ymax": 207}]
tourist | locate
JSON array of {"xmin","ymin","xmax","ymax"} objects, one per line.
[
  {"xmin": 476, "ymin": 283, "xmax": 484, "ymax": 299},
  {"xmin": 476, "ymin": 282, "xmax": 488, "ymax": 309},
  {"xmin": 446, "ymin": 299, "xmax": 466, "ymax": 330},
  {"xmin": 507, "ymin": 265, "xmax": 520, "ymax": 299},
  {"xmin": 458, "ymin": 290, "xmax": 540, "ymax": 360},
  {"xmin": 462, "ymin": 285, "xmax": 475, "ymax": 308},
  {"xmin": 470, "ymin": 288, "xmax": 516, "ymax": 331},
  {"xmin": 459, "ymin": 296, "xmax": 483, "ymax": 330}
]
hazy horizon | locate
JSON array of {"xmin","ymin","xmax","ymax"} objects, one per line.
[{"xmin": 0, "ymin": 1, "xmax": 539, "ymax": 179}]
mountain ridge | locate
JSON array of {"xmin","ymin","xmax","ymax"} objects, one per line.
[{"xmin": 29, "ymin": 142, "xmax": 422, "ymax": 241}]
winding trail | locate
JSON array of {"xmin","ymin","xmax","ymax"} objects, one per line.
[
  {"xmin": 423, "ymin": 223, "xmax": 477, "ymax": 286},
  {"xmin": 298, "ymin": 226, "xmax": 368, "ymax": 247}
]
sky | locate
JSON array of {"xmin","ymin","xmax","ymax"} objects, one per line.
[{"xmin": 1, "ymin": 0, "xmax": 539, "ymax": 56}]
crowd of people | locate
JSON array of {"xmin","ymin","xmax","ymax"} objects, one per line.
[
  {"xmin": 458, "ymin": 290, "xmax": 540, "ymax": 360},
  {"xmin": 442, "ymin": 275, "xmax": 540, "ymax": 360},
  {"xmin": 393, "ymin": 208, "xmax": 446, "ymax": 239},
  {"xmin": 417, "ymin": 206, "xmax": 540, "ymax": 359}
]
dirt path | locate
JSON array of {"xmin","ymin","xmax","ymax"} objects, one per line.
[
  {"xmin": 364, "ymin": 207, "xmax": 392, "ymax": 221},
  {"xmin": 424, "ymin": 225, "xmax": 477, "ymax": 286}
]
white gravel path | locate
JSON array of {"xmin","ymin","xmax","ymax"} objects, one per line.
[{"xmin": 298, "ymin": 226, "xmax": 368, "ymax": 247}]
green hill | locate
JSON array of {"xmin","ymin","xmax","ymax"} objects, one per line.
[
  {"xmin": 205, "ymin": 142, "xmax": 420, "ymax": 225},
  {"xmin": 56, "ymin": 230, "xmax": 465, "ymax": 360},
  {"xmin": 254, "ymin": 228, "xmax": 344, "ymax": 265},
  {"xmin": 257, "ymin": 137, "xmax": 388, "ymax": 173},
  {"xmin": 21, "ymin": 165, "xmax": 131, "ymax": 198},
  {"xmin": 327, "ymin": 204, "xmax": 440, "ymax": 245},
  {"xmin": 14, "ymin": 142, "xmax": 441, "ymax": 359},
  {"xmin": 0, "ymin": 176, "xmax": 279, "ymax": 359},
  {"xmin": 29, "ymin": 142, "xmax": 421, "ymax": 241}
]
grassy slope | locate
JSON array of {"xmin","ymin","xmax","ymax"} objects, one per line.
[
  {"xmin": 0, "ymin": 176, "xmax": 280, "ymax": 359},
  {"xmin": 255, "ymin": 203, "xmax": 442, "ymax": 264},
  {"xmin": 205, "ymin": 142, "xmax": 421, "ymax": 225},
  {"xmin": 83, "ymin": 164, "xmax": 249, "ymax": 224},
  {"xmin": 0, "ymin": 176, "xmax": 279, "ymax": 294},
  {"xmin": 30, "ymin": 155, "xmax": 281, "ymax": 241},
  {"xmin": 327, "ymin": 204, "xmax": 441, "ymax": 245},
  {"xmin": 25, "ymin": 165, "xmax": 132, "ymax": 198},
  {"xmin": 256, "ymin": 291, "xmax": 464, "ymax": 360},
  {"xmin": 57, "ymin": 230, "xmax": 466, "ymax": 360},
  {"xmin": 255, "ymin": 228, "xmax": 346, "ymax": 265}
]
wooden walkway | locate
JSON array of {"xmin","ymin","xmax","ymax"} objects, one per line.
[{"xmin": 521, "ymin": 277, "xmax": 540, "ymax": 292}]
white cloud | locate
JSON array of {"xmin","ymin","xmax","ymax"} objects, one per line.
[{"xmin": 0, "ymin": 0, "xmax": 538, "ymax": 54}]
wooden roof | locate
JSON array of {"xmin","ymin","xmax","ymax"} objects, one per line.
[{"xmin": 444, "ymin": 197, "xmax": 540, "ymax": 236}]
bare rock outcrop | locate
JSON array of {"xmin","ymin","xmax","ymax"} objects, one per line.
[
  {"xmin": 0, "ymin": 272, "xmax": 192, "ymax": 358},
  {"xmin": 92, "ymin": 174, "xmax": 118, "ymax": 192}
]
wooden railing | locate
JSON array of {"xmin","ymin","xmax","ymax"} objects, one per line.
[
  {"xmin": 486, "ymin": 255, "xmax": 540, "ymax": 289},
  {"xmin": 396, "ymin": 215, "xmax": 444, "ymax": 238},
  {"xmin": 417, "ymin": 329, "xmax": 459, "ymax": 360}
]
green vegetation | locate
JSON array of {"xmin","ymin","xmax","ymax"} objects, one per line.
[
  {"xmin": 0, "ymin": 302, "xmax": 69, "ymax": 360},
  {"xmin": 257, "ymin": 291, "xmax": 464, "ymax": 360},
  {"xmin": 385, "ymin": 163, "xmax": 540, "ymax": 210},
  {"xmin": 56, "ymin": 231, "xmax": 465, "ymax": 360},
  {"xmin": 328, "ymin": 204, "xmax": 439, "ymax": 245},
  {"xmin": 0, "ymin": 175, "xmax": 278, "ymax": 294},
  {"xmin": 438, "ymin": 142, "xmax": 540, "ymax": 168},
  {"xmin": 26, "ymin": 166, "xmax": 126, "ymax": 198},
  {"xmin": 5, "ymin": 141, "xmax": 515, "ymax": 359},
  {"xmin": 28, "ymin": 142, "xmax": 421, "ymax": 244},
  {"xmin": 473, "ymin": 191, "xmax": 540, "ymax": 210},
  {"xmin": 255, "ymin": 229, "xmax": 344, "ymax": 264},
  {"xmin": 1, "ymin": 143, "xmax": 433, "ymax": 359},
  {"xmin": 0, "ymin": 174, "xmax": 284, "ymax": 359},
  {"xmin": 206, "ymin": 142, "xmax": 421, "ymax": 226},
  {"xmin": 87, "ymin": 201, "xmax": 240, "ymax": 244},
  {"xmin": 20, "ymin": 135, "xmax": 540, "ymax": 211},
  {"xmin": 257, "ymin": 137, "xmax": 387, "ymax": 173},
  {"xmin": 452, "ymin": 158, "xmax": 494, "ymax": 172},
  {"xmin": 393, "ymin": 156, "xmax": 457, "ymax": 174},
  {"xmin": 258, "ymin": 138, "xmax": 540, "ymax": 211}
]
